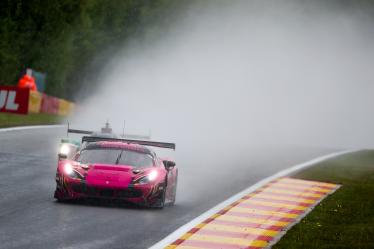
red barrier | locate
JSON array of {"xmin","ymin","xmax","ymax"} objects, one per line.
[
  {"xmin": 0, "ymin": 86, "xmax": 29, "ymax": 115},
  {"xmin": 40, "ymin": 94, "xmax": 59, "ymax": 114}
]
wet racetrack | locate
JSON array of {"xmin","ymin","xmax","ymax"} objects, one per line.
[{"xmin": 0, "ymin": 127, "xmax": 337, "ymax": 249}]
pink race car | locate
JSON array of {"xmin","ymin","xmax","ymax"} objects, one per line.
[{"xmin": 54, "ymin": 136, "xmax": 177, "ymax": 208}]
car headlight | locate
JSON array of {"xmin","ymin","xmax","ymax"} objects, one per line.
[
  {"xmin": 64, "ymin": 163, "xmax": 73, "ymax": 175},
  {"xmin": 138, "ymin": 177, "xmax": 150, "ymax": 184},
  {"xmin": 60, "ymin": 144, "xmax": 70, "ymax": 155},
  {"xmin": 148, "ymin": 170, "xmax": 158, "ymax": 181},
  {"xmin": 136, "ymin": 170, "xmax": 158, "ymax": 184}
]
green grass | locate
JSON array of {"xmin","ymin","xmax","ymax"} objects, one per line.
[
  {"xmin": 273, "ymin": 150, "xmax": 374, "ymax": 249},
  {"xmin": 0, "ymin": 113, "xmax": 64, "ymax": 128}
]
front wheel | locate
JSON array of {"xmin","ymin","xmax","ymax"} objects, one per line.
[
  {"xmin": 54, "ymin": 187, "xmax": 67, "ymax": 202},
  {"xmin": 168, "ymin": 170, "xmax": 178, "ymax": 206},
  {"xmin": 54, "ymin": 180, "xmax": 70, "ymax": 202},
  {"xmin": 151, "ymin": 184, "xmax": 166, "ymax": 208}
]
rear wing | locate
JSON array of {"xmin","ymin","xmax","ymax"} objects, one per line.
[
  {"xmin": 82, "ymin": 136, "xmax": 176, "ymax": 150},
  {"xmin": 68, "ymin": 128, "xmax": 94, "ymax": 135},
  {"xmin": 67, "ymin": 122, "xmax": 94, "ymax": 135},
  {"xmin": 67, "ymin": 123, "xmax": 151, "ymax": 140}
]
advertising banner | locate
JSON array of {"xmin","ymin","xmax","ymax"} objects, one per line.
[
  {"xmin": 28, "ymin": 91, "xmax": 42, "ymax": 113},
  {"xmin": 0, "ymin": 86, "xmax": 29, "ymax": 115},
  {"xmin": 40, "ymin": 94, "xmax": 59, "ymax": 115}
]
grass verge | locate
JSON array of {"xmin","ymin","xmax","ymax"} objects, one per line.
[
  {"xmin": 0, "ymin": 113, "xmax": 63, "ymax": 128},
  {"xmin": 273, "ymin": 150, "xmax": 374, "ymax": 249}
]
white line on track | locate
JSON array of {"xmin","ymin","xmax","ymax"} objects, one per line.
[
  {"xmin": 0, "ymin": 124, "xmax": 65, "ymax": 133},
  {"xmin": 149, "ymin": 149, "xmax": 358, "ymax": 249}
]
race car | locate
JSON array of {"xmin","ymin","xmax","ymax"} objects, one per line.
[
  {"xmin": 57, "ymin": 122, "xmax": 151, "ymax": 160},
  {"xmin": 54, "ymin": 131, "xmax": 177, "ymax": 208}
]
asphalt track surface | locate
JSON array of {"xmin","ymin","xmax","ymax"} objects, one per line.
[{"xmin": 0, "ymin": 127, "xmax": 337, "ymax": 249}]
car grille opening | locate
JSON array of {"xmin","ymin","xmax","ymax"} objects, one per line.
[{"xmin": 71, "ymin": 184, "xmax": 142, "ymax": 198}]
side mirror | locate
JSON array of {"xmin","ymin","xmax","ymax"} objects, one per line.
[
  {"xmin": 58, "ymin": 153, "xmax": 68, "ymax": 160},
  {"xmin": 163, "ymin": 160, "xmax": 176, "ymax": 170}
]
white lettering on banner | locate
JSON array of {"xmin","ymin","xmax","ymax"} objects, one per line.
[
  {"xmin": 0, "ymin": 90, "xmax": 19, "ymax": 111},
  {"xmin": 6, "ymin": 91, "xmax": 19, "ymax": 110},
  {"xmin": 0, "ymin": 91, "xmax": 6, "ymax": 108}
]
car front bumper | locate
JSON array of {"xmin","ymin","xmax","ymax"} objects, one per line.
[{"xmin": 54, "ymin": 173, "xmax": 164, "ymax": 206}]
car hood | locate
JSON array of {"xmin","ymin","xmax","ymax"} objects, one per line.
[{"xmin": 85, "ymin": 164, "xmax": 135, "ymax": 188}]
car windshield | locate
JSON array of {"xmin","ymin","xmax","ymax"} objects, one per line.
[{"xmin": 77, "ymin": 148, "xmax": 154, "ymax": 167}]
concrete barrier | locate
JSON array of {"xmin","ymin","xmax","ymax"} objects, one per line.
[
  {"xmin": 27, "ymin": 90, "xmax": 75, "ymax": 116},
  {"xmin": 28, "ymin": 91, "xmax": 42, "ymax": 113},
  {"xmin": 40, "ymin": 93, "xmax": 59, "ymax": 114},
  {"xmin": 58, "ymin": 99, "xmax": 74, "ymax": 116},
  {"xmin": 0, "ymin": 85, "xmax": 75, "ymax": 116}
]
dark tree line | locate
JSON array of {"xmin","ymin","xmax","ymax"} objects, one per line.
[
  {"xmin": 1, "ymin": 0, "xmax": 373, "ymax": 100},
  {"xmin": 0, "ymin": 0, "xmax": 186, "ymax": 100}
]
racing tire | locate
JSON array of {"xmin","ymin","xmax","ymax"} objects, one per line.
[
  {"xmin": 55, "ymin": 197, "xmax": 66, "ymax": 203},
  {"xmin": 151, "ymin": 183, "xmax": 166, "ymax": 209},
  {"xmin": 54, "ymin": 192, "xmax": 66, "ymax": 203},
  {"xmin": 168, "ymin": 170, "xmax": 178, "ymax": 206},
  {"xmin": 54, "ymin": 184, "xmax": 68, "ymax": 203}
]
